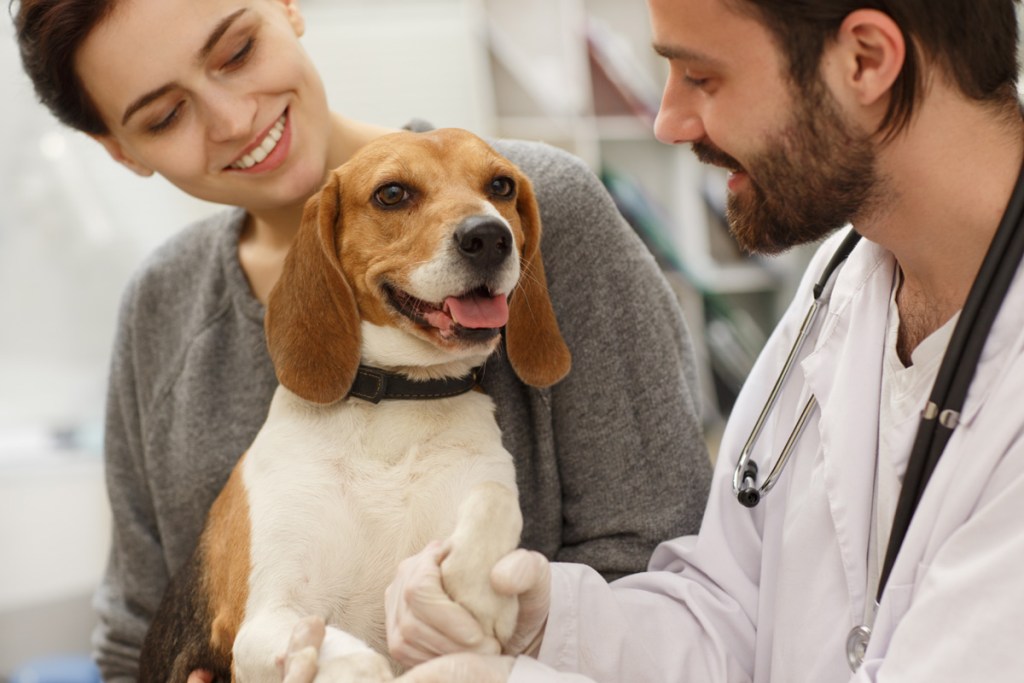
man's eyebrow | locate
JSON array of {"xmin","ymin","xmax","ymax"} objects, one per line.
[
  {"xmin": 652, "ymin": 43, "xmax": 724, "ymax": 68},
  {"xmin": 120, "ymin": 8, "xmax": 248, "ymax": 127}
]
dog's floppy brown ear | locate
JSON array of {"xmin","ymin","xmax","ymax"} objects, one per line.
[
  {"xmin": 505, "ymin": 174, "xmax": 571, "ymax": 387},
  {"xmin": 265, "ymin": 171, "xmax": 361, "ymax": 404}
]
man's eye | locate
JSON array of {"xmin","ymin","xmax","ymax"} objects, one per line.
[
  {"xmin": 374, "ymin": 183, "xmax": 411, "ymax": 207},
  {"xmin": 684, "ymin": 74, "xmax": 709, "ymax": 88},
  {"xmin": 489, "ymin": 176, "xmax": 516, "ymax": 198}
]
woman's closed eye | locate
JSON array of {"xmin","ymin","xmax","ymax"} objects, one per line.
[
  {"xmin": 224, "ymin": 36, "xmax": 256, "ymax": 70},
  {"xmin": 147, "ymin": 101, "xmax": 185, "ymax": 134}
]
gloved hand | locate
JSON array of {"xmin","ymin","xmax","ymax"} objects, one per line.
[
  {"xmin": 490, "ymin": 548, "xmax": 551, "ymax": 657},
  {"xmin": 386, "ymin": 540, "xmax": 502, "ymax": 666},
  {"xmin": 274, "ymin": 615, "xmax": 511, "ymax": 683},
  {"xmin": 276, "ymin": 615, "xmax": 327, "ymax": 683},
  {"xmin": 386, "ymin": 541, "xmax": 552, "ymax": 667},
  {"xmin": 395, "ymin": 654, "xmax": 514, "ymax": 683}
]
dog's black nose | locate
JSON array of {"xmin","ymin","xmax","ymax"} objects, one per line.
[{"xmin": 454, "ymin": 217, "xmax": 512, "ymax": 269}]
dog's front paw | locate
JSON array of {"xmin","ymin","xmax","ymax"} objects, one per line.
[
  {"xmin": 440, "ymin": 481, "xmax": 522, "ymax": 647},
  {"xmin": 315, "ymin": 651, "xmax": 394, "ymax": 683}
]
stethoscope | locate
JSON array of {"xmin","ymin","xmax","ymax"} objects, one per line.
[{"xmin": 731, "ymin": 161, "xmax": 1024, "ymax": 672}]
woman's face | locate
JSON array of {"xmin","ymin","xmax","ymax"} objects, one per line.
[{"xmin": 76, "ymin": 0, "xmax": 332, "ymax": 211}]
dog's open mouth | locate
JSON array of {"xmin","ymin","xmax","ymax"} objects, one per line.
[{"xmin": 384, "ymin": 283, "xmax": 507, "ymax": 342}]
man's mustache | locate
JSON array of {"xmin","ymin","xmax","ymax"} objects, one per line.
[{"xmin": 692, "ymin": 141, "xmax": 743, "ymax": 173}]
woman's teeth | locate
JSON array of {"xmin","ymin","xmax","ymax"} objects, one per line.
[{"xmin": 230, "ymin": 115, "xmax": 285, "ymax": 170}]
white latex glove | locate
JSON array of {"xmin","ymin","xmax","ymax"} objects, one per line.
[
  {"xmin": 276, "ymin": 615, "xmax": 327, "ymax": 683},
  {"xmin": 394, "ymin": 654, "xmax": 514, "ymax": 683},
  {"xmin": 490, "ymin": 548, "xmax": 551, "ymax": 657},
  {"xmin": 386, "ymin": 542, "xmax": 552, "ymax": 667},
  {"xmin": 386, "ymin": 540, "xmax": 502, "ymax": 666}
]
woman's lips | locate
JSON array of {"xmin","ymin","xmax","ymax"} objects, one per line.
[{"xmin": 228, "ymin": 112, "xmax": 289, "ymax": 173}]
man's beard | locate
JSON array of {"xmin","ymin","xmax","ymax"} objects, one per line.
[{"xmin": 693, "ymin": 78, "xmax": 879, "ymax": 255}]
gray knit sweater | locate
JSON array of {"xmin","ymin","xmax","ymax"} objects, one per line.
[{"xmin": 91, "ymin": 136, "xmax": 712, "ymax": 682}]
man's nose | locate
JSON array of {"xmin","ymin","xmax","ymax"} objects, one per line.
[{"xmin": 653, "ymin": 79, "xmax": 705, "ymax": 145}]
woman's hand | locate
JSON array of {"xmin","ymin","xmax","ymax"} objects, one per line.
[{"xmin": 386, "ymin": 541, "xmax": 553, "ymax": 667}]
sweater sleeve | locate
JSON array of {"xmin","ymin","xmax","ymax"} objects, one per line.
[
  {"xmin": 516, "ymin": 142, "xmax": 713, "ymax": 579},
  {"xmin": 91, "ymin": 275, "xmax": 169, "ymax": 683}
]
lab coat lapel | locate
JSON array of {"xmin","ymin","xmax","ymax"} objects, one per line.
[{"xmin": 800, "ymin": 241, "xmax": 894, "ymax": 617}]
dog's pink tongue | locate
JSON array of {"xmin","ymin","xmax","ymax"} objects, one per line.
[{"xmin": 445, "ymin": 293, "xmax": 509, "ymax": 329}]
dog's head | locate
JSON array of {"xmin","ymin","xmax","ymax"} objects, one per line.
[{"xmin": 265, "ymin": 128, "xmax": 572, "ymax": 405}]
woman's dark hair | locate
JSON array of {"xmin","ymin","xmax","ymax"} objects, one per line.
[
  {"xmin": 12, "ymin": 0, "xmax": 119, "ymax": 135},
  {"xmin": 731, "ymin": 0, "xmax": 1022, "ymax": 138}
]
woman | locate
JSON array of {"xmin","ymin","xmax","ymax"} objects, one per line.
[{"xmin": 13, "ymin": 0, "xmax": 712, "ymax": 680}]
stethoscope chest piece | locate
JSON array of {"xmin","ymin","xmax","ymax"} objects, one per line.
[{"xmin": 846, "ymin": 623, "xmax": 871, "ymax": 672}]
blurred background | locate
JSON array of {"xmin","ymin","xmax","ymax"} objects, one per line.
[{"xmin": 0, "ymin": 0, "xmax": 810, "ymax": 677}]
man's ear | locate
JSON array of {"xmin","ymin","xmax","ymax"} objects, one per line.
[
  {"xmin": 826, "ymin": 9, "xmax": 905, "ymax": 110},
  {"xmin": 90, "ymin": 134, "xmax": 154, "ymax": 177}
]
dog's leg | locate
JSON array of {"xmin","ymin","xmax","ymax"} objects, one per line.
[
  {"xmin": 439, "ymin": 480, "xmax": 523, "ymax": 648},
  {"xmin": 234, "ymin": 611, "xmax": 393, "ymax": 683}
]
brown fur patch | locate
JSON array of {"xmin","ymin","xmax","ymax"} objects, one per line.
[{"xmin": 203, "ymin": 454, "xmax": 252, "ymax": 659}]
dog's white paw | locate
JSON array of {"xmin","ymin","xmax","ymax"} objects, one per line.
[
  {"xmin": 440, "ymin": 481, "xmax": 522, "ymax": 647},
  {"xmin": 314, "ymin": 651, "xmax": 394, "ymax": 683}
]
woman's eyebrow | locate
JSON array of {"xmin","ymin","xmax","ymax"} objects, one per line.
[
  {"xmin": 120, "ymin": 8, "xmax": 249, "ymax": 127},
  {"xmin": 198, "ymin": 8, "xmax": 248, "ymax": 62}
]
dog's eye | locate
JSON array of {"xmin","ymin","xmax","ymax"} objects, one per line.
[
  {"xmin": 374, "ymin": 183, "xmax": 410, "ymax": 207},
  {"xmin": 489, "ymin": 176, "xmax": 515, "ymax": 198}
]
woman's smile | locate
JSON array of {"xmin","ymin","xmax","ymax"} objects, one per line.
[{"xmin": 228, "ymin": 110, "xmax": 290, "ymax": 172}]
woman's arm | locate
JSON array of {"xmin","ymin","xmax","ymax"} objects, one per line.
[
  {"xmin": 92, "ymin": 277, "xmax": 170, "ymax": 683},
  {"xmin": 518, "ymin": 142, "xmax": 713, "ymax": 578}
]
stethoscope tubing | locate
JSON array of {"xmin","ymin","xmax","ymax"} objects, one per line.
[
  {"xmin": 732, "ymin": 229, "xmax": 862, "ymax": 507},
  {"xmin": 877, "ymin": 160, "xmax": 1024, "ymax": 599}
]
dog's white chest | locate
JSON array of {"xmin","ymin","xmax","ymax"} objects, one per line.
[{"xmin": 238, "ymin": 386, "xmax": 516, "ymax": 650}]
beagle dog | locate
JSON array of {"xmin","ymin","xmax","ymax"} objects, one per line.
[{"xmin": 138, "ymin": 128, "xmax": 571, "ymax": 682}]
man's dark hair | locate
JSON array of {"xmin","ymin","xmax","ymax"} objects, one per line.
[
  {"xmin": 733, "ymin": 0, "xmax": 1022, "ymax": 138},
  {"xmin": 12, "ymin": 0, "xmax": 119, "ymax": 135}
]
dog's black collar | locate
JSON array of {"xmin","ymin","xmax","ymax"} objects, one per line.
[{"xmin": 348, "ymin": 365, "xmax": 481, "ymax": 403}]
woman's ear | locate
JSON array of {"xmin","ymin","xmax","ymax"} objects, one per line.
[
  {"xmin": 276, "ymin": 0, "xmax": 305, "ymax": 36},
  {"xmin": 827, "ymin": 9, "xmax": 905, "ymax": 110},
  {"xmin": 90, "ymin": 134, "xmax": 154, "ymax": 177}
]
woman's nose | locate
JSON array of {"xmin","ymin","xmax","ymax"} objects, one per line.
[
  {"xmin": 653, "ymin": 79, "xmax": 705, "ymax": 145},
  {"xmin": 204, "ymin": 88, "xmax": 257, "ymax": 143}
]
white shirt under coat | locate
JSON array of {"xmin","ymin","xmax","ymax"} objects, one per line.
[{"xmin": 509, "ymin": 231, "xmax": 1024, "ymax": 682}]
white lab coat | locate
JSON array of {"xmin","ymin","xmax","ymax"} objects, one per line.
[{"xmin": 509, "ymin": 230, "xmax": 1024, "ymax": 683}]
